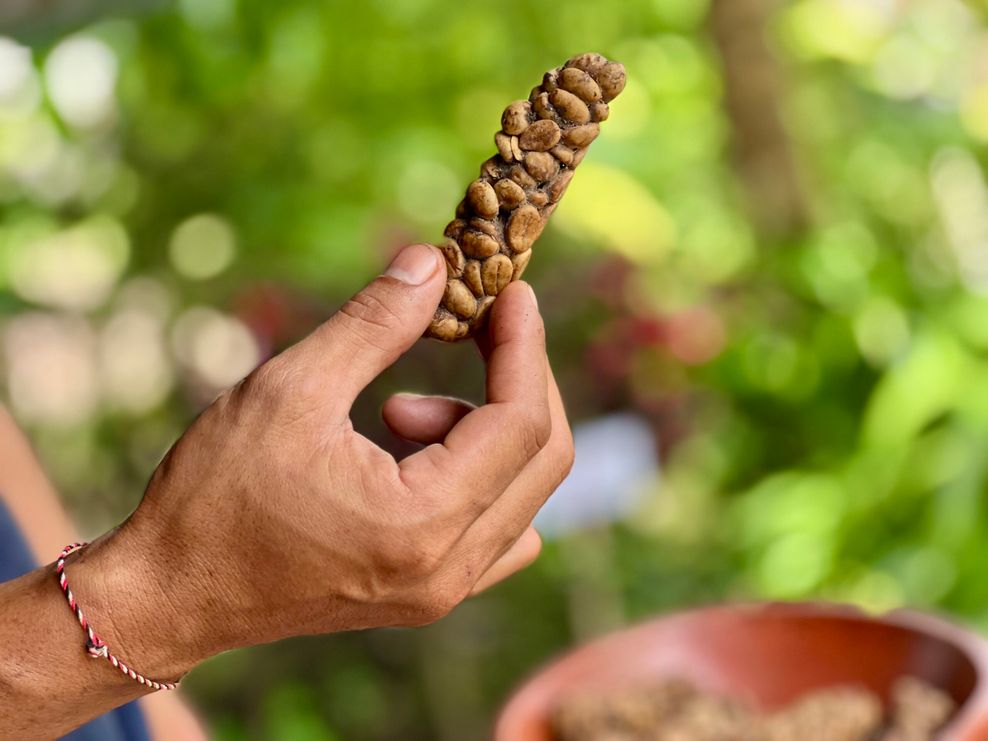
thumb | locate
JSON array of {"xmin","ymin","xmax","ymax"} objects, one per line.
[{"xmin": 295, "ymin": 243, "xmax": 446, "ymax": 408}]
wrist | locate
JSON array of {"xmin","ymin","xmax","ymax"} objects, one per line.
[{"xmin": 65, "ymin": 522, "xmax": 221, "ymax": 683}]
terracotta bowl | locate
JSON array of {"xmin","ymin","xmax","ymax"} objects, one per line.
[{"xmin": 495, "ymin": 602, "xmax": 988, "ymax": 740}]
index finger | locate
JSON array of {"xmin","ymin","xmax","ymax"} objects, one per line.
[{"xmin": 399, "ymin": 282, "xmax": 550, "ymax": 517}]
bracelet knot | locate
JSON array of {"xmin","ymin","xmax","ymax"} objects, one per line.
[{"xmin": 56, "ymin": 542, "xmax": 181, "ymax": 691}]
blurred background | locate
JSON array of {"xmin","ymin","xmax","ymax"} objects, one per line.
[{"xmin": 2, "ymin": 0, "xmax": 988, "ymax": 737}]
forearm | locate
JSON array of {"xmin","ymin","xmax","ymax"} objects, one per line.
[
  {"xmin": 0, "ymin": 530, "xmax": 205, "ymax": 739},
  {"xmin": 0, "ymin": 567, "xmax": 148, "ymax": 738}
]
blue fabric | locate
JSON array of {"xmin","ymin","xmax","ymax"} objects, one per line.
[{"xmin": 0, "ymin": 498, "xmax": 151, "ymax": 741}]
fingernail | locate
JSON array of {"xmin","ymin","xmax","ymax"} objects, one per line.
[
  {"xmin": 525, "ymin": 282, "xmax": 539, "ymax": 309},
  {"xmin": 385, "ymin": 244, "xmax": 440, "ymax": 285}
]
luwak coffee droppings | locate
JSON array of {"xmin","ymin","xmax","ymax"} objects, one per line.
[{"xmin": 426, "ymin": 53, "xmax": 626, "ymax": 341}]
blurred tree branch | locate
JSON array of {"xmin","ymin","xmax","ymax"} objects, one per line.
[{"xmin": 708, "ymin": 0, "xmax": 809, "ymax": 240}]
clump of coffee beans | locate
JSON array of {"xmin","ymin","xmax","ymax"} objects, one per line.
[{"xmin": 426, "ymin": 53, "xmax": 626, "ymax": 341}]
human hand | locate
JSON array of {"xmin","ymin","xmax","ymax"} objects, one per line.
[{"xmin": 71, "ymin": 243, "xmax": 573, "ymax": 681}]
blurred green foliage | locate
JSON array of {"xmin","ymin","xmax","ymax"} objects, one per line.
[{"xmin": 3, "ymin": 0, "xmax": 988, "ymax": 738}]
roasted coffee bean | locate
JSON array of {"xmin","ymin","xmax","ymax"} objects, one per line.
[
  {"xmin": 495, "ymin": 178, "xmax": 526, "ymax": 209},
  {"xmin": 444, "ymin": 279, "xmax": 477, "ymax": 319},
  {"xmin": 519, "ymin": 119, "xmax": 562, "ymax": 152},
  {"xmin": 426, "ymin": 53, "xmax": 624, "ymax": 340},
  {"xmin": 558, "ymin": 67, "xmax": 602, "ymax": 103},
  {"xmin": 524, "ymin": 150, "xmax": 559, "ymax": 182},
  {"xmin": 463, "ymin": 260, "xmax": 484, "ymax": 296},
  {"xmin": 550, "ymin": 89, "xmax": 591, "ymax": 124},
  {"xmin": 501, "ymin": 100, "xmax": 531, "ymax": 136},
  {"xmin": 482, "ymin": 253, "xmax": 513, "ymax": 295},
  {"xmin": 466, "ymin": 179, "xmax": 499, "ymax": 219},
  {"xmin": 506, "ymin": 204, "xmax": 543, "ymax": 253}
]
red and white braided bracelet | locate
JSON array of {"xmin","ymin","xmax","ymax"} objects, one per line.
[{"xmin": 56, "ymin": 542, "xmax": 180, "ymax": 691}]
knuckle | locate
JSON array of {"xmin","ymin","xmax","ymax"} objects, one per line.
[
  {"xmin": 551, "ymin": 431, "xmax": 576, "ymax": 485},
  {"xmin": 516, "ymin": 403, "xmax": 552, "ymax": 457},
  {"xmin": 338, "ymin": 289, "xmax": 404, "ymax": 341},
  {"xmin": 239, "ymin": 360, "xmax": 289, "ymax": 401},
  {"xmin": 376, "ymin": 537, "xmax": 447, "ymax": 581},
  {"xmin": 413, "ymin": 579, "xmax": 469, "ymax": 624}
]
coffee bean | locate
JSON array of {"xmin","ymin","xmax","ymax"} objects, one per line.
[
  {"xmin": 495, "ymin": 178, "xmax": 526, "ymax": 209},
  {"xmin": 444, "ymin": 279, "xmax": 477, "ymax": 319},
  {"xmin": 519, "ymin": 119, "xmax": 562, "ymax": 152},
  {"xmin": 439, "ymin": 237, "xmax": 466, "ymax": 277},
  {"xmin": 566, "ymin": 52, "xmax": 608, "ymax": 75},
  {"xmin": 475, "ymin": 296, "xmax": 496, "ymax": 323},
  {"xmin": 495, "ymin": 131, "xmax": 514, "ymax": 161},
  {"xmin": 469, "ymin": 217, "xmax": 498, "ymax": 238},
  {"xmin": 501, "ymin": 100, "xmax": 531, "ymax": 136},
  {"xmin": 511, "ymin": 249, "xmax": 532, "ymax": 280},
  {"xmin": 597, "ymin": 62, "xmax": 626, "ymax": 102},
  {"xmin": 548, "ymin": 169, "xmax": 574, "ymax": 202},
  {"xmin": 508, "ymin": 164, "xmax": 538, "ymax": 189},
  {"xmin": 426, "ymin": 54, "xmax": 625, "ymax": 340},
  {"xmin": 558, "ymin": 67, "xmax": 602, "ymax": 103},
  {"xmin": 444, "ymin": 219, "xmax": 466, "ymax": 241},
  {"xmin": 429, "ymin": 313, "xmax": 460, "ymax": 341},
  {"xmin": 550, "ymin": 88, "xmax": 591, "ymax": 124},
  {"xmin": 550, "ymin": 144, "xmax": 576, "ymax": 166},
  {"xmin": 460, "ymin": 229, "xmax": 500, "ymax": 258},
  {"xmin": 524, "ymin": 151, "xmax": 559, "ymax": 182},
  {"xmin": 533, "ymin": 91, "xmax": 555, "ymax": 120},
  {"xmin": 506, "ymin": 204, "xmax": 543, "ymax": 253},
  {"xmin": 529, "ymin": 189, "xmax": 549, "ymax": 208},
  {"xmin": 482, "ymin": 253, "xmax": 513, "ymax": 295},
  {"xmin": 463, "ymin": 260, "xmax": 484, "ymax": 296},
  {"xmin": 480, "ymin": 156, "xmax": 502, "ymax": 180},
  {"xmin": 541, "ymin": 69, "xmax": 558, "ymax": 94},
  {"xmin": 466, "ymin": 179, "xmax": 499, "ymax": 219},
  {"xmin": 562, "ymin": 123, "xmax": 599, "ymax": 147}
]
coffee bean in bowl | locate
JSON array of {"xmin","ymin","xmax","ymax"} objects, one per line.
[{"xmin": 551, "ymin": 676, "xmax": 955, "ymax": 741}]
